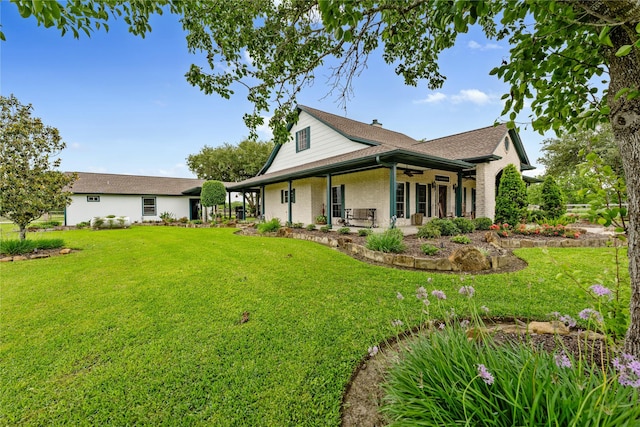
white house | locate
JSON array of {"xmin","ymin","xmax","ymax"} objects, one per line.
[
  {"xmin": 228, "ymin": 105, "xmax": 535, "ymax": 228},
  {"xmin": 64, "ymin": 172, "xmax": 207, "ymax": 225}
]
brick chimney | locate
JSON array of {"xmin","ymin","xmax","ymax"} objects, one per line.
[{"xmin": 370, "ymin": 119, "xmax": 383, "ymax": 128}]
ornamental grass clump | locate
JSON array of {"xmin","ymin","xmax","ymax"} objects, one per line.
[
  {"xmin": 378, "ymin": 281, "xmax": 640, "ymax": 426},
  {"xmin": 0, "ymin": 238, "xmax": 65, "ymax": 255},
  {"xmin": 256, "ymin": 218, "xmax": 281, "ymax": 233},
  {"xmin": 366, "ymin": 228, "xmax": 406, "ymax": 253}
]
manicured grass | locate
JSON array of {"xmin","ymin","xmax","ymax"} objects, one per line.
[{"xmin": 0, "ymin": 227, "xmax": 629, "ymax": 425}]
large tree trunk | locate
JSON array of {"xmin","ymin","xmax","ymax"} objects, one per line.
[{"xmin": 607, "ymin": 17, "xmax": 640, "ymax": 357}]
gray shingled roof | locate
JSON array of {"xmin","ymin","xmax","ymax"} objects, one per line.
[
  {"xmin": 67, "ymin": 172, "xmax": 206, "ymax": 195},
  {"xmin": 414, "ymin": 124, "xmax": 510, "ymax": 161}
]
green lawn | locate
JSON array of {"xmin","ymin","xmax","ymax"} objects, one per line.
[{"xmin": 0, "ymin": 227, "xmax": 629, "ymax": 426}]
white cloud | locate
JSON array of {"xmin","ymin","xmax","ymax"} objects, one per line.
[
  {"xmin": 243, "ymin": 50, "xmax": 254, "ymax": 66},
  {"xmin": 451, "ymin": 89, "xmax": 494, "ymax": 105},
  {"xmin": 256, "ymin": 116, "xmax": 273, "ymax": 139},
  {"xmin": 468, "ymin": 40, "xmax": 502, "ymax": 50},
  {"xmin": 413, "ymin": 92, "xmax": 447, "ymax": 104}
]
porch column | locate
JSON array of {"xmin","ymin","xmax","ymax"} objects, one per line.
[
  {"xmin": 287, "ymin": 180, "xmax": 293, "ymax": 225},
  {"xmin": 389, "ymin": 163, "xmax": 397, "ymax": 219},
  {"xmin": 242, "ymin": 192, "xmax": 247, "ymax": 220},
  {"xmin": 228, "ymin": 191, "xmax": 232, "ymax": 219},
  {"xmin": 261, "ymin": 185, "xmax": 265, "ymax": 219},
  {"xmin": 456, "ymin": 172, "xmax": 463, "ymax": 217},
  {"xmin": 326, "ymin": 174, "xmax": 332, "ymax": 228}
]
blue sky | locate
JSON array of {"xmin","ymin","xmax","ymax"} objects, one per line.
[{"xmin": 1, "ymin": 3, "xmax": 549, "ymax": 178}]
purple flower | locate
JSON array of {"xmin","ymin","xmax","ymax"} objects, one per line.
[
  {"xmin": 391, "ymin": 319, "xmax": 403, "ymax": 327},
  {"xmin": 431, "ymin": 290, "xmax": 447, "ymax": 300},
  {"xmin": 459, "ymin": 286, "xmax": 475, "ymax": 298},
  {"xmin": 416, "ymin": 286, "xmax": 428, "ymax": 300},
  {"xmin": 396, "ymin": 292, "xmax": 405, "ymax": 300},
  {"xmin": 554, "ymin": 352, "xmax": 572, "ymax": 369},
  {"xmin": 422, "ymin": 298, "xmax": 430, "ymax": 306},
  {"xmin": 559, "ymin": 314, "xmax": 577, "ymax": 328},
  {"xmin": 438, "ymin": 323, "xmax": 445, "ymax": 330},
  {"xmin": 368, "ymin": 346, "xmax": 379, "ymax": 357},
  {"xmin": 590, "ymin": 284, "xmax": 613, "ymax": 298},
  {"xmin": 578, "ymin": 308, "xmax": 603, "ymax": 323},
  {"xmin": 477, "ymin": 364, "xmax": 494, "ymax": 385},
  {"xmin": 480, "ymin": 306, "xmax": 490, "ymax": 313},
  {"xmin": 613, "ymin": 353, "xmax": 640, "ymax": 388},
  {"xmin": 460, "ymin": 319, "xmax": 470, "ymax": 328}
]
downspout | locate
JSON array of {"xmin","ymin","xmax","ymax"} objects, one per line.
[{"xmin": 242, "ymin": 192, "xmax": 247, "ymax": 221}]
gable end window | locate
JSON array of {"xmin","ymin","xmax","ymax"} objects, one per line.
[
  {"xmin": 142, "ymin": 197, "xmax": 157, "ymax": 216},
  {"xmin": 296, "ymin": 127, "xmax": 310, "ymax": 152},
  {"xmin": 87, "ymin": 196, "xmax": 100, "ymax": 202}
]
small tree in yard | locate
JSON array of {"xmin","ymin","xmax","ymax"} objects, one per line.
[
  {"xmin": 0, "ymin": 95, "xmax": 76, "ymax": 240},
  {"xmin": 200, "ymin": 180, "xmax": 226, "ymax": 222},
  {"xmin": 495, "ymin": 164, "xmax": 528, "ymax": 226},
  {"xmin": 540, "ymin": 176, "xmax": 566, "ymax": 220}
]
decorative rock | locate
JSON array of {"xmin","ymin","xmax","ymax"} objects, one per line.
[
  {"xmin": 435, "ymin": 258, "xmax": 452, "ymax": 271},
  {"xmin": 12, "ymin": 256, "xmax": 28, "ymax": 261},
  {"xmin": 577, "ymin": 330, "xmax": 606, "ymax": 341},
  {"xmin": 496, "ymin": 324, "xmax": 528, "ymax": 335},
  {"xmin": 337, "ymin": 237, "xmax": 353, "ymax": 247},
  {"xmin": 415, "ymin": 258, "xmax": 438, "ymax": 270},
  {"xmin": 393, "ymin": 254, "xmax": 415, "ymax": 268},
  {"xmin": 484, "ymin": 231, "xmax": 500, "ymax": 245},
  {"xmin": 31, "ymin": 253, "xmax": 51, "ymax": 259},
  {"xmin": 528, "ymin": 320, "xmax": 570, "ymax": 335},
  {"xmin": 448, "ymin": 247, "xmax": 490, "ymax": 271},
  {"xmin": 1, "ymin": 257, "xmax": 12, "ymax": 262},
  {"xmin": 60, "ymin": 248, "xmax": 72, "ymax": 255},
  {"xmin": 277, "ymin": 227, "xmax": 293, "ymax": 237}
]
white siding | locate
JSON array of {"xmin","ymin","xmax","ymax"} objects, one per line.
[
  {"xmin": 266, "ymin": 112, "xmax": 368, "ymax": 173},
  {"xmin": 66, "ymin": 194, "xmax": 196, "ymax": 225}
]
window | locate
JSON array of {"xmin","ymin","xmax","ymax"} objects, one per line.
[
  {"xmin": 142, "ymin": 197, "xmax": 157, "ymax": 216},
  {"xmin": 504, "ymin": 136, "xmax": 510, "ymax": 151},
  {"xmin": 331, "ymin": 185, "xmax": 343, "ymax": 218},
  {"xmin": 296, "ymin": 127, "xmax": 310, "ymax": 152},
  {"xmin": 396, "ymin": 183, "xmax": 405, "ymax": 218},
  {"xmin": 87, "ymin": 196, "xmax": 100, "ymax": 202},
  {"xmin": 280, "ymin": 189, "xmax": 295, "ymax": 203},
  {"xmin": 416, "ymin": 184, "xmax": 427, "ymax": 215}
]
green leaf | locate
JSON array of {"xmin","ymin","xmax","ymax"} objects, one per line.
[
  {"xmin": 598, "ymin": 26, "xmax": 613, "ymax": 48},
  {"xmin": 615, "ymin": 45, "xmax": 633, "ymax": 57}
]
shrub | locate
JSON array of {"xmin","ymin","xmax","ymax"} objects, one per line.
[
  {"xmin": 292, "ymin": 222, "xmax": 304, "ymax": 229},
  {"xmin": 382, "ymin": 326, "xmax": 640, "ymax": 426},
  {"xmin": 0, "ymin": 238, "xmax": 65, "ymax": 255},
  {"xmin": 452, "ymin": 217, "xmax": 475, "ymax": 234},
  {"xmin": 320, "ymin": 225, "xmax": 331, "ymax": 233},
  {"xmin": 429, "ymin": 218, "xmax": 460, "ymax": 236},
  {"xmin": 366, "ymin": 228, "xmax": 406, "ymax": 253},
  {"xmin": 178, "ymin": 217, "xmax": 189, "ymax": 224},
  {"xmin": 420, "ymin": 243, "xmax": 439, "ymax": 256},
  {"xmin": 358, "ymin": 228, "xmax": 373, "ymax": 237},
  {"xmin": 495, "ymin": 164, "xmax": 528, "ymax": 226},
  {"xmin": 159, "ymin": 212, "xmax": 175, "ymax": 223},
  {"xmin": 315, "ymin": 215, "xmax": 327, "ymax": 224},
  {"xmin": 450, "ymin": 235, "xmax": 471, "ymax": 244},
  {"xmin": 257, "ymin": 218, "xmax": 281, "ymax": 233},
  {"xmin": 76, "ymin": 221, "xmax": 90, "ymax": 229},
  {"xmin": 305, "ymin": 224, "xmax": 316, "ymax": 231},
  {"xmin": 190, "ymin": 219, "xmax": 203, "ymax": 225},
  {"xmin": 417, "ymin": 222, "xmax": 441, "ymax": 239},
  {"xmin": 337, "ymin": 227, "xmax": 351, "ymax": 235},
  {"xmin": 473, "ymin": 217, "xmax": 493, "ymax": 231},
  {"xmin": 540, "ymin": 176, "xmax": 566, "ymax": 219}
]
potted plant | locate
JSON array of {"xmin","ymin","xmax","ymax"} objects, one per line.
[{"xmin": 315, "ymin": 215, "xmax": 327, "ymax": 225}]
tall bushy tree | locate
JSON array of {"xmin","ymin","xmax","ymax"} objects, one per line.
[
  {"xmin": 540, "ymin": 176, "xmax": 566, "ymax": 220},
  {"xmin": 187, "ymin": 139, "xmax": 273, "ymax": 214},
  {"xmin": 495, "ymin": 164, "xmax": 528, "ymax": 226},
  {"xmin": 10, "ymin": 0, "xmax": 640, "ymax": 357},
  {"xmin": 0, "ymin": 95, "xmax": 76, "ymax": 240}
]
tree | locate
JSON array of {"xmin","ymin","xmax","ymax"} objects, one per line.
[
  {"xmin": 187, "ymin": 139, "xmax": 274, "ymax": 215},
  {"xmin": 539, "ymin": 125, "xmax": 622, "ymax": 203},
  {"xmin": 9, "ymin": 0, "xmax": 640, "ymax": 357},
  {"xmin": 200, "ymin": 180, "xmax": 226, "ymax": 221},
  {"xmin": 540, "ymin": 176, "xmax": 566, "ymax": 220},
  {"xmin": 495, "ymin": 164, "xmax": 528, "ymax": 226},
  {"xmin": 0, "ymin": 94, "xmax": 76, "ymax": 240}
]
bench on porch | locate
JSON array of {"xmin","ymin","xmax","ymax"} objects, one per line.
[{"xmin": 344, "ymin": 208, "xmax": 377, "ymax": 228}]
